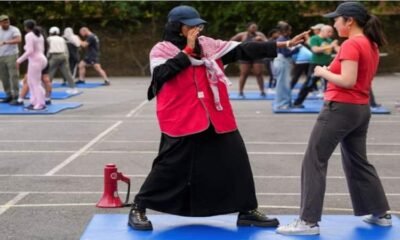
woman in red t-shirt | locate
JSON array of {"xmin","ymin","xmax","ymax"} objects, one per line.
[{"xmin": 277, "ymin": 2, "xmax": 391, "ymax": 236}]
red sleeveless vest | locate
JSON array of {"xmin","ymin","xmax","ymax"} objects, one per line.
[{"xmin": 156, "ymin": 59, "xmax": 237, "ymax": 137}]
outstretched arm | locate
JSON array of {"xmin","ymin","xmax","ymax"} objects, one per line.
[{"xmin": 222, "ymin": 30, "xmax": 310, "ymax": 64}]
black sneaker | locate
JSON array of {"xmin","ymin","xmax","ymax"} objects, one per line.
[
  {"xmin": 103, "ymin": 80, "xmax": 111, "ymax": 86},
  {"xmin": 237, "ymin": 209, "xmax": 279, "ymax": 227},
  {"xmin": 61, "ymin": 82, "xmax": 67, "ymax": 86},
  {"xmin": 45, "ymin": 99, "xmax": 52, "ymax": 105},
  {"xmin": 128, "ymin": 204, "xmax": 153, "ymax": 231},
  {"xmin": 25, "ymin": 105, "xmax": 46, "ymax": 111},
  {"xmin": 75, "ymin": 80, "xmax": 86, "ymax": 84},
  {"xmin": 9, "ymin": 100, "xmax": 24, "ymax": 106},
  {"xmin": 260, "ymin": 92, "xmax": 266, "ymax": 98},
  {"xmin": 0, "ymin": 96, "xmax": 12, "ymax": 103}
]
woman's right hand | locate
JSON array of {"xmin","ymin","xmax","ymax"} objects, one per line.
[{"xmin": 186, "ymin": 27, "xmax": 201, "ymax": 49}]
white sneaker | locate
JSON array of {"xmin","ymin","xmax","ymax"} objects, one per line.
[
  {"xmin": 276, "ymin": 219, "xmax": 320, "ymax": 235},
  {"xmin": 66, "ymin": 88, "xmax": 79, "ymax": 95},
  {"xmin": 363, "ymin": 214, "xmax": 392, "ymax": 227}
]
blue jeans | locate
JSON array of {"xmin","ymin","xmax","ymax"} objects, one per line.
[{"xmin": 273, "ymin": 54, "xmax": 293, "ymax": 108}]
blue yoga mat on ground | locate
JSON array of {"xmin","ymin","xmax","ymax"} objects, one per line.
[
  {"xmin": 0, "ymin": 102, "xmax": 82, "ymax": 115},
  {"xmin": 273, "ymin": 100, "xmax": 391, "ymax": 114},
  {"xmin": 80, "ymin": 214, "xmax": 399, "ymax": 240},
  {"xmin": 229, "ymin": 91, "xmax": 321, "ymax": 100},
  {"xmin": 52, "ymin": 82, "xmax": 105, "ymax": 88},
  {"xmin": 28, "ymin": 91, "xmax": 82, "ymax": 99},
  {"xmin": 1, "ymin": 91, "xmax": 82, "ymax": 99}
]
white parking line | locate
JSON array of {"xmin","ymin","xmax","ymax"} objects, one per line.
[
  {"xmin": 0, "ymin": 192, "xmax": 29, "ymax": 216},
  {"xmin": 45, "ymin": 121, "xmax": 123, "ymax": 176},
  {"xmin": 0, "ymin": 202, "xmax": 398, "ymax": 215},
  {"xmin": 125, "ymin": 100, "xmax": 148, "ymax": 118},
  {"xmin": 0, "ymin": 191, "xmax": 400, "ymax": 196},
  {"xmin": 1, "ymin": 174, "xmax": 400, "ymax": 180},
  {"xmin": 5, "ymin": 150, "xmax": 397, "ymax": 156}
]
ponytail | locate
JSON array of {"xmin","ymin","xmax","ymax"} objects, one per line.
[
  {"xmin": 32, "ymin": 26, "xmax": 41, "ymax": 37},
  {"xmin": 363, "ymin": 14, "xmax": 387, "ymax": 47}
]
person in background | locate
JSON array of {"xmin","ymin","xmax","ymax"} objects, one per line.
[
  {"xmin": 231, "ymin": 22, "xmax": 267, "ymax": 97},
  {"xmin": 76, "ymin": 27, "xmax": 110, "ymax": 86},
  {"xmin": 277, "ymin": 2, "xmax": 391, "ymax": 235},
  {"xmin": 265, "ymin": 28, "xmax": 280, "ymax": 88},
  {"xmin": 16, "ymin": 19, "xmax": 47, "ymax": 110},
  {"xmin": 290, "ymin": 43, "xmax": 312, "ymax": 89},
  {"xmin": 274, "ymin": 22, "xmax": 300, "ymax": 109},
  {"xmin": 293, "ymin": 25, "xmax": 339, "ymax": 108},
  {"xmin": 63, "ymin": 27, "xmax": 81, "ymax": 80},
  {"xmin": 13, "ymin": 26, "xmax": 52, "ymax": 106},
  {"xmin": 47, "ymin": 26, "xmax": 78, "ymax": 94},
  {"xmin": 0, "ymin": 15, "xmax": 21, "ymax": 105}
]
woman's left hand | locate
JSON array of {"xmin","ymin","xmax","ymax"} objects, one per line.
[{"xmin": 314, "ymin": 65, "xmax": 329, "ymax": 77}]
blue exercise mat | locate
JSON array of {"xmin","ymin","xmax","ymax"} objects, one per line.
[
  {"xmin": 80, "ymin": 214, "xmax": 399, "ymax": 240},
  {"xmin": 229, "ymin": 91, "xmax": 321, "ymax": 100},
  {"xmin": 52, "ymin": 82, "xmax": 105, "ymax": 88},
  {"xmin": 273, "ymin": 100, "xmax": 391, "ymax": 114},
  {"xmin": 1, "ymin": 91, "xmax": 82, "ymax": 100},
  {"xmin": 28, "ymin": 91, "xmax": 82, "ymax": 99},
  {"xmin": 0, "ymin": 102, "xmax": 82, "ymax": 115}
]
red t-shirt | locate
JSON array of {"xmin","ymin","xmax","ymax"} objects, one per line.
[{"xmin": 325, "ymin": 36, "xmax": 379, "ymax": 104}]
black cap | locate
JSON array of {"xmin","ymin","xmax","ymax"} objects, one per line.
[
  {"xmin": 168, "ymin": 5, "xmax": 207, "ymax": 26},
  {"xmin": 323, "ymin": 2, "xmax": 368, "ymax": 21}
]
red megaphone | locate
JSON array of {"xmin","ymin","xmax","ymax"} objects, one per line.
[{"xmin": 96, "ymin": 163, "xmax": 131, "ymax": 208}]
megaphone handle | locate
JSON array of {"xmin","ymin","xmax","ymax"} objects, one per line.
[{"xmin": 123, "ymin": 180, "xmax": 131, "ymax": 206}]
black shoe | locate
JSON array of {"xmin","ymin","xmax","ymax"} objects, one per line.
[
  {"xmin": 61, "ymin": 82, "xmax": 67, "ymax": 86},
  {"xmin": 103, "ymin": 80, "xmax": 111, "ymax": 86},
  {"xmin": 45, "ymin": 99, "xmax": 52, "ymax": 105},
  {"xmin": 75, "ymin": 80, "xmax": 85, "ymax": 84},
  {"xmin": 237, "ymin": 209, "xmax": 279, "ymax": 227},
  {"xmin": 128, "ymin": 204, "xmax": 153, "ymax": 231},
  {"xmin": 9, "ymin": 99, "xmax": 24, "ymax": 106},
  {"xmin": 25, "ymin": 105, "xmax": 46, "ymax": 111},
  {"xmin": 0, "ymin": 96, "xmax": 12, "ymax": 103},
  {"xmin": 260, "ymin": 92, "xmax": 266, "ymax": 98}
]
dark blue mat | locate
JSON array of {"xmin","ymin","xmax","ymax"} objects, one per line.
[
  {"xmin": 229, "ymin": 91, "xmax": 321, "ymax": 100},
  {"xmin": 273, "ymin": 100, "xmax": 391, "ymax": 114},
  {"xmin": 0, "ymin": 102, "xmax": 82, "ymax": 115},
  {"xmin": 80, "ymin": 214, "xmax": 399, "ymax": 240},
  {"xmin": 52, "ymin": 82, "xmax": 105, "ymax": 88}
]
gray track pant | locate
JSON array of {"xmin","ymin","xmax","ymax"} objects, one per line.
[
  {"xmin": 0, "ymin": 54, "xmax": 19, "ymax": 98},
  {"xmin": 300, "ymin": 101, "xmax": 390, "ymax": 222}
]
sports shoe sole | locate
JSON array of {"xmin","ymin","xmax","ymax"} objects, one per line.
[
  {"xmin": 276, "ymin": 230, "xmax": 320, "ymax": 236},
  {"xmin": 237, "ymin": 219, "xmax": 280, "ymax": 227},
  {"xmin": 128, "ymin": 220, "xmax": 153, "ymax": 231},
  {"xmin": 363, "ymin": 218, "xmax": 392, "ymax": 227}
]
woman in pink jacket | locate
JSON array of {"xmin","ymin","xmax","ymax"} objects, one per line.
[{"xmin": 16, "ymin": 19, "xmax": 47, "ymax": 110}]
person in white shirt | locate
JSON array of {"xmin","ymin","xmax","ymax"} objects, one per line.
[
  {"xmin": 0, "ymin": 15, "xmax": 21, "ymax": 104},
  {"xmin": 63, "ymin": 27, "xmax": 81, "ymax": 80},
  {"xmin": 47, "ymin": 26, "xmax": 77, "ymax": 94}
]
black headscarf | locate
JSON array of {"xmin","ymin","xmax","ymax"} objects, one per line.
[{"xmin": 162, "ymin": 21, "xmax": 202, "ymax": 57}]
